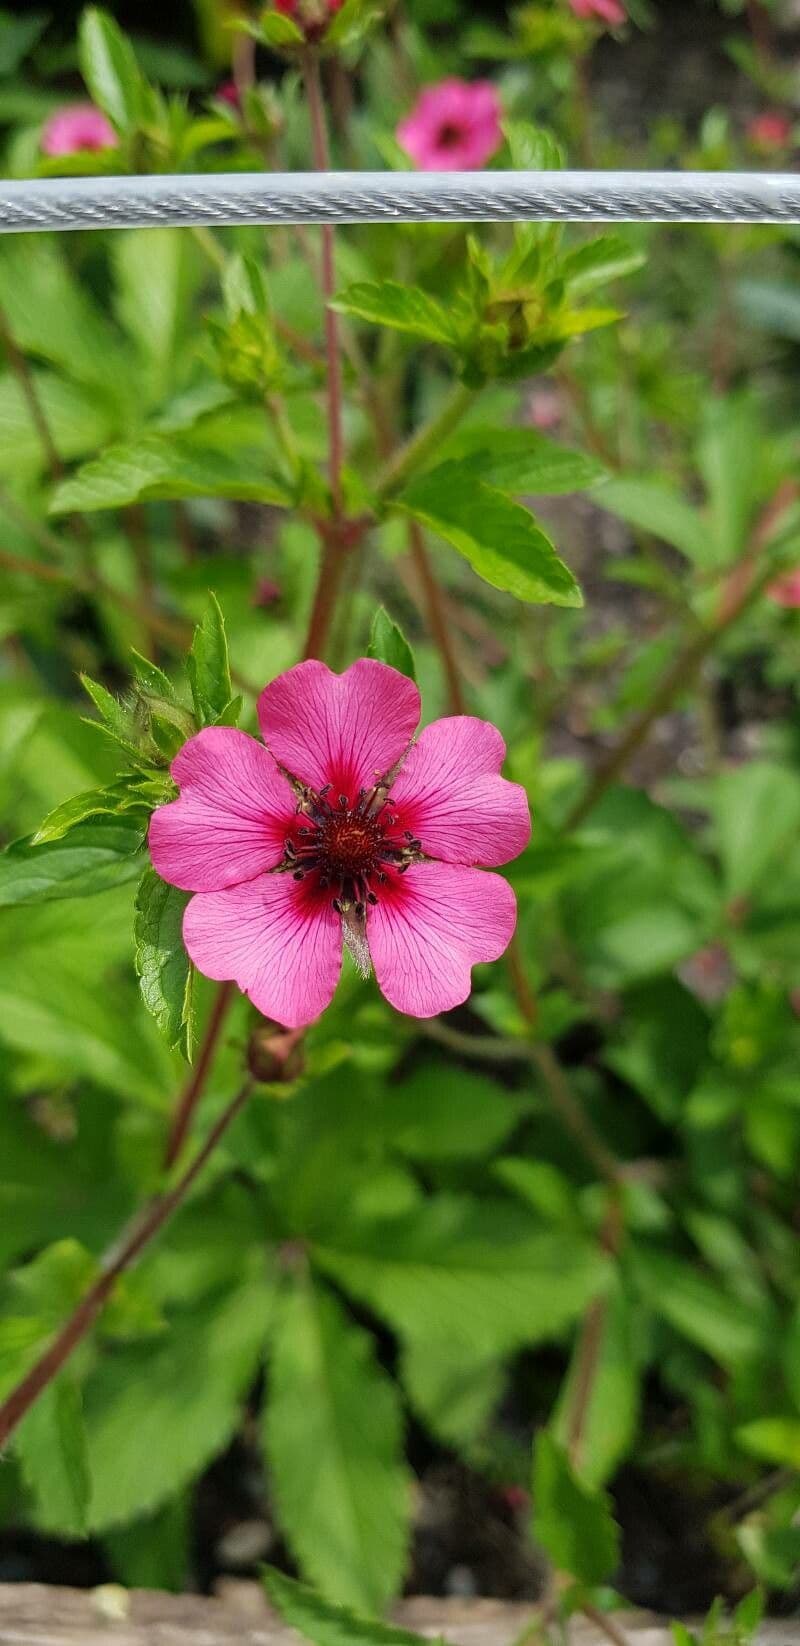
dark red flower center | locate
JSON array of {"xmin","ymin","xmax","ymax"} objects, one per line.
[
  {"xmin": 279, "ymin": 781, "xmax": 422, "ymax": 921},
  {"xmin": 437, "ymin": 121, "xmax": 465, "ymax": 148}
]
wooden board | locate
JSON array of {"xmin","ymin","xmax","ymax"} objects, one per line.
[{"xmin": 0, "ymin": 1586, "xmax": 797, "ymax": 1646}]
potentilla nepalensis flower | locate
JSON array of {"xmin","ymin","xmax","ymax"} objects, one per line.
[
  {"xmin": 569, "ymin": 0, "xmax": 626, "ymax": 24},
  {"xmin": 767, "ymin": 569, "xmax": 800, "ymax": 607},
  {"xmin": 40, "ymin": 104, "xmax": 118, "ymax": 157},
  {"xmin": 397, "ymin": 80, "xmax": 503, "ymax": 172},
  {"xmin": 149, "ymin": 660, "xmax": 530, "ymax": 1028},
  {"xmin": 747, "ymin": 111, "xmax": 793, "ymax": 152}
]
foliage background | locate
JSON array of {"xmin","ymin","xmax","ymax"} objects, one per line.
[{"xmin": 1, "ymin": 0, "xmax": 800, "ymax": 1626}]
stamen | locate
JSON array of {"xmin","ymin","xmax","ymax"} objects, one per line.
[{"xmin": 367, "ymin": 892, "xmax": 378, "ymax": 905}]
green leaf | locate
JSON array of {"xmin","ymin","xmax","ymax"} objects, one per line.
[
  {"xmin": 333, "ymin": 281, "xmax": 460, "ymax": 347},
  {"xmin": 84, "ymin": 1277, "xmax": 272, "ymax": 1531},
  {"xmin": 314, "ymin": 1197, "xmax": 608, "ymax": 1358},
  {"xmin": 367, "ymin": 608, "xmax": 417, "ymax": 682},
  {"xmin": 552, "ymin": 1283, "xmax": 640, "ymax": 1489},
  {"xmin": 444, "ymin": 428, "xmax": 605, "ymax": 496},
  {"xmin": 532, "ymin": 1433, "xmax": 620, "ymax": 1585},
  {"xmin": 597, "ymin": 477, "xmax": 710, "ymax": 566},
  {"xmin": 324, "ymin": 0, "xmax": 385, "ymax": 48},
  {"xmin": 251, "ymin": 9, "xmax": 305, "ymax": 46},
  {"xmin": 0, "ymin": 820, "xmax": 144, "ymax": 907},
  {"xmin": 112, "ymin": 230, "xmax": 200, "ymax": 406},
  {"xmin": 264, "ymin": 1280, "xmax": 409, "ymax": 1612},
  {"xmin": 736, "ymin": 1418, "xmax": 800, "ymax": 1468},
  {"xmin": 713, "ymin": 763, "xmax": 800, "ymax": 899},
  {"xmin": 505, "ymin": 119, "xmax": 564, "ymax": 172},
  {"xmin": 134, "ymin": 868, "xmax": 194, "ymax": 1061},
  {"xmin": 16, "ymin": 1376, "xmax": 91, "ymax": 1538},
  {"xmin": 0, "ymin": 9, "xmax": 48, "ymax": 75},
  {"xmin": 401, "ymin": 1333, "xmax": 504, "ymax": 1450},
  {"xmin": 263, "ymin": 1568, "xmax": 438, "ymax": 1646},
  {"xmin": 49, "ymin": 435, "xmax": 291, "ymax": 515},
  {"xmin": 78, "ymin": 7, "xmax": 154, "ymax": 131},
  {"xmin": 187, "ymin": 593, "xmax": 233, "ymax": 726},
  {"xmin": 631, "ymin": 1248, "xmax": 771, "ymax": 1368},
  {"xmin": 560, "ymin": 235, "xmax": 646, "ymax": 295},
  {"xmin": 32, "ymin": 786, "xmax": 143, "ymax": 845},
  {"xmin": 0, "ymin": 237, "xmax": 131, "ymax": 394},
  {"xmin": 383, "ymin": 1062, "xmax": 523, "ymax": 1161},
  {"xmin": 396, "ymin": 464, "xmax": 582, "ymax": 607}
]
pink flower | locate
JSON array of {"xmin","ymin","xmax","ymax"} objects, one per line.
[
  {"xmin": 216, "ymin": 80, "xmax": 241, "ymax": 108},
  {"xmin": 527, "ymin": 384, "xmax": 563, "ymax": 432},
  {"xmin": 397, "ymin": 80, "xmax": 503, "ymax": 172},
  {"xmin": 40, "ymin": 103, "xmax": 118, "ymax": 158},
  {"xmin": 767, "ymin": 569, "xmax": 800, "ymax": 607},
  {"xmin": 747, "ymin": 111, "xmax": 793, "ymax": 152},
  {"xmin": 149, "ymin": 659, "xmax": 530, "ymax": 1029},
  {"xmin": 273, "ymin": 0, "xmax": 343, "ymax": 33},
  {"xmin": 569, "ymin": 0, "xmax": 626, "ymax": 24}
]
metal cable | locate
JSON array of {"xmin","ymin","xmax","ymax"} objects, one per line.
[{"xmin": 1, "ymin": 169, "xmax": 800, "ymax": 233}]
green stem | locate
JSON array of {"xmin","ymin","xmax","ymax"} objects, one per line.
[{"xmin": 375, "ymin": 381, "xmax": 477, "ymax": 503}]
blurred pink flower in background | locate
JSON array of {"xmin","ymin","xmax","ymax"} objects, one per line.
[
  {"xmin": 569, "ymin": 0, "xmax": 626, "ymax": 24},
  {"xmin": 767, "ymin": 569, "xmax": 800, "ymax": 607},
  {"xmin": 526, "ymin": 383, "xmax": 564, "ymax": 432},
  {"xmin": 274, "ymin": 0, "xmax": 344, "ymax": 18},
  {"xmin": 216, "ymin": 80, "xmax": 241, "ymax": 108},
  {"xmin": 40, "ymin": 104, "xmax": 118, "ymax": 157},
  {"xmin": 746, "ymin": 111, "xmax": 793, "ymax": 152},
  {"xmin": 397, "ymin": 79, "xmax": 503, "ymax": 172}
]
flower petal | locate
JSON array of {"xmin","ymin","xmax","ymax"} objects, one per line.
[
  {"xmin": 183, "ymin": 875, "xmax": 343, "ymax": 1030},
  {"xmin": 368, "ymin": 861, "xmax": 517, "ymax": 1018},
  {"xmin": 390, "ymin": 717, "xmax": 531, "ymax": 867},
  {"xmin": 258, "ymin": 658, "xmax": 420, "ymax": 802},
  {"xmin": 149, "ymin": 727, "xmax": 295, "ymax": 893}
]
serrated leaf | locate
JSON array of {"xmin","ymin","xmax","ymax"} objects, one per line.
[
  {"xmin": 367, "ymin": 608, "xmax": 417, "ymax": 681},
  {"xmin": 333, "ymin": 281, "xmax": 460, "ymax": 347},
  {"xmin": 33, "ymin": 786, "xmax": 145, "ymax": 845},
  {"xmin": 84, "ymin": 1278, "xmax": 273, "ymax": 1531},
  {"xmin": 264, "ymin": 1280, "xmax": 410, "ymax": 1612},
  {"xmin": 396, "ymin": 464, "xmax": 582, "ymax": 606},
  {"xmin": 78, "ymin": 7, "xmax": 154, "ymax": 131},
  {"xmin": 264, "ymin": 1568, "xmax": 438, "ymax": 1646},
  {"xmin": 532, "ymin": 1433, "xmax": 620, "ymax": 1585},
  {"xmin": 560, "ymin": 235, "xmax": 646, "ymax": 295},
  {"xmin": 444, "ymin": 428, "xmax": 605, "ymax": 496},
  {"xmin": 80, "ymin": 673, "xmax": 134, "ymax": 741},
  {"xmin": 49, "ymin": 435, "xmax": 292, "ymax": 515},
  {"xmin": 0, "ymin": 820, "xmax": 145, "ymax": 906},
  {"xmin": 16, "ymin": 1376, "xmax": 91, "ymax": 1538},
  {"xmin": 314, "ymin": 1197, "xmax": 608, "ymax": 1357},
  {"xmin": 401, "ymin": 1333, "xmax": 504, "ymax": 1451},
  {"xmin": 187, "ymin": 593, "xmax": 233, "ymax": 726},
  {"xmin": 134, "ymin": 868, "xmax": 194, "ymax": 1061}
]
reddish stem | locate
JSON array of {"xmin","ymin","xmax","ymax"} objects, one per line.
[
  {"xmin": 407, "ymin": 522, "xmax": 466, "ymax": 714},
  {"xmin": 163, "ymin": 981, "xmax": 235, "ymax": 1169},
  {"xmin": 0, "ymin": 1080, "xmax": 253, "ymax": 1449}
]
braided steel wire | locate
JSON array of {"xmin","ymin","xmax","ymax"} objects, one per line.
[{"xmin": 0, "ymin": 170, "xmax": 799, "ymax": 233}]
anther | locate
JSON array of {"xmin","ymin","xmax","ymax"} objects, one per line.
[
  {"xmin": 354, "ymin": 901, "xmax": 365, "ymax": 918},
  {"xmin": 293, "ymin": 870, "xmax": 305, "ymax": 881},
  {"xmin": 332, "ymin": 898, "xmax": 342, "ymax": 913},
  {"xmin": 285, "ymin": 840, "xmax": 297, "ymax": 859},
  {"xmin": 319, "ymin": 784, "xmax": 331, "ymax": 798},
  {"xmin": 339, "ymin": 794, "xmax": 348, "ymax": 809},
  {"xmin": 367, "ymin": 892, "xmax": 378, "ymax": 906}
]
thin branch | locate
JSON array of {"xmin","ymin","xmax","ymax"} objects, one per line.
[
  {"xmin": 0, "ymin": 1079, "xmax": 254, "ymax": 1449},
  {"xmin": 564, "ymin": 1196, "xmax": 623, "ymax": 1472},
  {"xmin": 407, "ymin": 521, "xmax": 466, "ymax": 713},
  {"xmin": 421, "ymin": 1019, "xmax": 620, "ymax": 1185},
  {"xmin": 163, "ymin": 981, "xmax": 235, "ymax": 1169},
  {"xmin": 564, "ymin": 483, "xmax": 799, "ymax": 832},
  {"xmin": 0, "ymin": 304, "xmax": 64, "ymax": 482}
]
